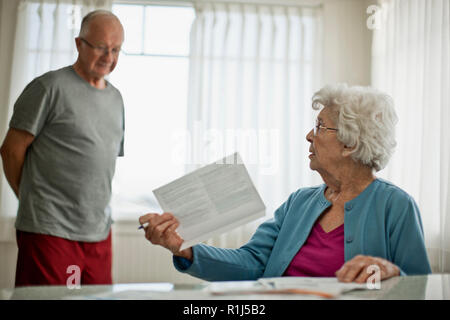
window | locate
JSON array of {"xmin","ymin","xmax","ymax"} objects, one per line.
[{"xmin": 110, "ymin": 3, "xmax": 195, "ymax": 219}]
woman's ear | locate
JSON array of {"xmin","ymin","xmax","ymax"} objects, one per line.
[{"xmin": 342, "ymin": 145, "xmax": 355, "ymax": 157}]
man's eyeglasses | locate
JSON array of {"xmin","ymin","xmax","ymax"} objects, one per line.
[
  {"xmin": 313, "ymin": 119, "xmax": 338, "ymax": 136},
  {"xmin": 80, "ymin": 38, "xmax": 121, "ymax": 56}
]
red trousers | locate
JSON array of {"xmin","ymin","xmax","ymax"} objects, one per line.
[{"xmin": 15, "ymin": 230, "xmax": 112, "ymax": 287}]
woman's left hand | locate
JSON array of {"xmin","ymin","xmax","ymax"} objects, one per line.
[{"xmin": 335, "ymin": 255, "xmax": 400, "ymax": 283}]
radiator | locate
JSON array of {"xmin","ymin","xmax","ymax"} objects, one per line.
[
  {"xmin": 112, "ymin": 221, "xmax": 201, "ymax": 284},
  {"xmin": 111, "ymin": 220, "xmax": 258, "ymax": 284}
]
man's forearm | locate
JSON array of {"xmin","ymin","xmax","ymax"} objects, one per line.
[
  {"xmin": 0, "ymin": 149, "xmax": 25, "ymax": 198},
  {"xmin": 0, "ymin": 128, "xmax": 34, "ymax": 198}
]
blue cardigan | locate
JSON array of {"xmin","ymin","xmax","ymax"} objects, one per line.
[{"xmin": 173, "ymin": 178, "xmax": 432, "ymax": 280}]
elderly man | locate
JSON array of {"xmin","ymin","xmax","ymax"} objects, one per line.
[{"xmin": 0, "ymin": 10, "xmax": 124, "ymax": 286}]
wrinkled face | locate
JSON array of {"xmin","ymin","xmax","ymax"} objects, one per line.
[
  {"xmin": 306, "ymin": 107, "xmax": 346, "ymax": 176},
  {"xmin": 75, "ymin": 16, "xmax": 124, "ymax": 79}
]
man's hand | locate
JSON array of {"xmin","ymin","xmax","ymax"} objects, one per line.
[
  {"xmin": 0, "ymin": 128, "xmax": 34, "ymax": 197},
  {"xmin": 138, "ymin": 212, "xmax": 193, "ymax": 261},
  {"xmin": 335, "ymin": 254, "xmax": 400, "ymax": 283}
]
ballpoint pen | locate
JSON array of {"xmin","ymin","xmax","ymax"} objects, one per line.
[{"xmin": 138, "ymin": 222, "xmax": 149, "ymax": 230}]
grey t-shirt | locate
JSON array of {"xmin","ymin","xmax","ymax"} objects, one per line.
[{"xmin": 10, "ymin": 66, "xmax": 124, "ymax": 242}]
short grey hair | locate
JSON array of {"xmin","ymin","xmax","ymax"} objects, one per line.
[
  {"xmin": 312, "ymin": 83, "xmax": 398, "ymax": 172},
  {"xmin": 79, "ymin": 10, "xmax": 121, "ymax": 38}
]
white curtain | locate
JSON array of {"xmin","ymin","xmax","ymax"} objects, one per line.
[
  {"xmin": 186, "ymin": 1, "xmax": 323, "ymax": 246},
  {"xmin": 372, "ymin": 0, "xmax": 450, "ymax": 272},
  {"xmin": 0, "ymin": 0, "xmax": 113, "ymax": 237}
]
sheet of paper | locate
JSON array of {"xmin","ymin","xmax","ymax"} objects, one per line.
[
  {"xmin": 203, "ymin": 280, "xmax": 335, "ymax": 299},
  {"xmin": 153, "ymin": 152, "xmax": 266, "ymax": 250},
  {"xmin": 257, "ymin": 277, "xmax": 369, "ymax": 297}
]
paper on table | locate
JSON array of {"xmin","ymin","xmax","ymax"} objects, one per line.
[
  {"xmin": 204, "ymin": 281, "xmax": 337, "ymax": 299},
  {"xmin": 257, "ymin": 277, "xmax": 369, "ymax": 296},
  {"xmin": 153, "ymin": 152, "xmax": 266, "ymax": 250}
]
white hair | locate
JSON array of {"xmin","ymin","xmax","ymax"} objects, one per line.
[
  {"xmin": 79, "ymin": 10, "xmax": 122, "ymax": 38},
  {"xmin": 312, "ymin": 83, "xmax": 398, "ymax": 172}
]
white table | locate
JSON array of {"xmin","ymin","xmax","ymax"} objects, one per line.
[{"xmin": 1, "ymin": 274, "xmax": 449, "ymax": 300}]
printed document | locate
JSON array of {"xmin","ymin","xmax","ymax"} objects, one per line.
[
  {"xmin": 257, "ymin": 277, "xmax": 369, "ymax": 296},
  {"xmin": 203, "ymin": 277, "xmax": 370, "ymax": 299},
  {"xmin": 153, "ymin": 152, "xmax": 266, "ymax": 250}
]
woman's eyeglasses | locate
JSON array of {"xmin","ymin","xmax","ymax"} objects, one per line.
[{"xmin": 313, "ymin": 119, "xmax": 338, "ymax": 136}]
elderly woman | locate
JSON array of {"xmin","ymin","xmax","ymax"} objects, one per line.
[{"xmin": 139, "ymin": 83, "xmax": 431, "ymax": 283}]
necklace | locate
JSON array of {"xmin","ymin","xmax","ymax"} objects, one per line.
[{"xmin": 327, "ymin": 189, "xmax": 341, "ymax": 203}]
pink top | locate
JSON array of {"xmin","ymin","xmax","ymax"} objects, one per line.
[{"xmin": 283, "ymin": 220, "xmax": 345, "ymax": 277}]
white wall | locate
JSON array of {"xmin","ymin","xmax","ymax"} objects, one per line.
[
  {"xmin": 0, "ymin": 0, "xmax": 18, "ymax": 140},
  {"xmin": 0, "ymin": 0, "xmax": 19, "ymax": 211},
  {"xmin": 0, "ymin": 0, "xmax": 20, "ymax": 290},
  {"xmin": 322, "ymin": 0, "xmax": 376, "ymax": 86},
  {"xmin": 0, "ymin": 0, "xmax": 375, "ymax": 288}
]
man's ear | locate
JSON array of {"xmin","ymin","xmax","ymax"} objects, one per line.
[{"xmin": 74, "ymin": 37, "xmax": 81, "ymax": 52}]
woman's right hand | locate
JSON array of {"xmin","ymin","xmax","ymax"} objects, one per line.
[{"xmin": 138, "ymin": 212, "xmax": 193, "ymax": 261}]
